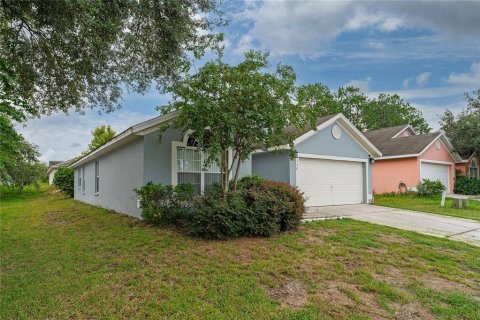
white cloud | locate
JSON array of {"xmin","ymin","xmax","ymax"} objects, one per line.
[
  {"xmin": 402, "ymin": 78, "xmax": 412, "ymax": 88},
  {"xmin": 234, "ymin": 1, "xmax": 480, "ymax": 57},
  {"xmin": 367, "ymin": 84, "xmax": 473, "ymax": 100},
  {"xmin": 446, "ymin": 62, "xmax": 480, "ymax": 85},
  {"xmin": 17, "ymin": 110, "xmax": 153, "ymax": 163},
  {"xmin": 344, "ymin": 77, "xmax": 372, "ymax": 93},
  {"xmin": 378, "ymin": 17, "xmax": 403, "ymax": 32},
  {"xmin": 416, "ymin": 72, "xmax": 431, "ymax": 86},
  {"xmin": 233, "ymin": 34, "xmax": 254, "ymax": 56},
  {"xmin": 365, "ymin": 40, "xmax": 385, "ymax": 50}
]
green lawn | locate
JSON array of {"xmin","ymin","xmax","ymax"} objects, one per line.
[
  {"xmin": 1, "ymin": 186, "xmax": 480, "ymax": 319},
  {"xmin": 375, "ymin": 194, "xmax": 480, "ymax": 222}
]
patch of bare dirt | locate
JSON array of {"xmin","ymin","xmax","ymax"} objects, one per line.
[
  {"xmin": 318, "ymin": 280, "xmax": 393, "ymax": 319},
  {"xmin": 395, "ymin": 301, "xmax": 435, "ymax": 320},
  {"xmin": 376, "ymin": 266, "xmax": 409, "ymax": 287},
  {"xmin": 267, "ymin": 278, "xmax": 308, "ymax": 309},
  {"xmin": 377, "ymin": 233, "xmax": 410, "ymax": 245},
  {"xmin": 420, "ymin": 275, "xmax": 480, "ymax": 300},
  {"xmin": 317, "ymin": 282, "xmax": 355, "ymax": 306}
]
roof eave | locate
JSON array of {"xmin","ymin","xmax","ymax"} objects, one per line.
[{"xmin": 70, "ymin": 111, "xmax": 179, "ymax": 168}]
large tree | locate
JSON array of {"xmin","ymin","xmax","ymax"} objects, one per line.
[
  {"xmin": 162, "ymin": 51, "xmax": 315, "ymax": 194},
  {"xmin": 0, "ymin": 0, "xmax": 222, "ymax": 114},
  {"xmin": 362, "ymin": 93, "xmax": 430, "ymax": 133},
  {"xmin": 85, "ymin": 125, "xmax": 116, "ymax": 154},
  {"xmin": 0, "ymin": 58, "xmax": 40, "ymax": 187},
  {"xmin": 297, "ymin": 84, "xmax": 430, "ymax": 133},
  {"xmin": 440, "ymin": 90, "xmax": 480, "ymax": 157}
]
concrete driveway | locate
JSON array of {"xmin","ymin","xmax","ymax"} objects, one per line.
[{"xmin": 304, "ymin": 204, "xmax": 480, "ymax": 247}]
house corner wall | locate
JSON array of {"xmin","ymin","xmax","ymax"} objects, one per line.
[{"xmin": 73, "ymin": 137, "xmax": 144, "ymax": 218}]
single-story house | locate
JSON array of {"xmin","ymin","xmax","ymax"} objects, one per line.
[
  {"xmin": 453, "ymin": 153, "xmax": 479, "ymax": 179},
  {"xmin": 364, "ymin": 125, "xmax": 456, "ymax": 194},
  {"xmin": 252, "ymin": 114, "xmax": 381, "ymax": 207},
  {"xmin": 69, "ymin": 112, "xmax": 381, "ymax": 217},
  {"xmin": 47, "ymin": 161, "xmax": 66, "ymax": 185}
]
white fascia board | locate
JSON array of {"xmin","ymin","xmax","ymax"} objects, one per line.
[
  {"xmin": 70, "ymin": 112, "xmax": 179, "ymax": 168},
  {"xmin": 293, "ymin": 114, "xmax": 341, "ymax": 145},
  {"xmin": 417, "ymin": 133, "xmax": 454, "ymax": 159},
  {"xmin": 336, "ymin": 114, "xmax": 382, "ymax": 158},
  {"xmin": 292, "ymin": 113, "xmax": 382, "ymax": 158},
  {"xmin": 375, "ymin": 154, "xmax": 419, "ymax": 160}
]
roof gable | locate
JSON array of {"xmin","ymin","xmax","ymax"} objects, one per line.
[{"xmin": 293, "ymin": 114, "xmax": 382, "ymax": 158}]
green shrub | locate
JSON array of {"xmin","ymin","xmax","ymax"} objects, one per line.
[
  {"xmin": 454, "ymin": 176, "xmax": 480, "ymax": 195},
  {"xmin": 242, "ymin": 179, "xmax": 305, "ymax": 234},
  {"xmin": 416, "ymin": 179, "xmax": 446, "ymax": 197},
  {"xmin": 186, "ymin": 177, "xmax": 305, "ymax": 239},
  {"xmin": 134, "ymin": 182, "xmax": 195, "ymax": 225},
  {"xmin": 186, "ymin": 189, "xmax": 247, "ymax": 239},
  {"xmin": 53, "ymin": 166, "xmax": 74, "ymax": 197}
]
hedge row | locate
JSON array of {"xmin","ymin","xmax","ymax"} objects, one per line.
[
  {"xmin": 454, "ymin": 176, "xmax": 480, "ymax": 195},
  {"xmin": 134, "ymin": 176, "xmax": 305, "ymax": 239}
]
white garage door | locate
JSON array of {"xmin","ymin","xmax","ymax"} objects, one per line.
[
  {"xmin": 297, "ymin": 158, "xmax": 364, "ymax": 207},
  {"xmin": 421, "ymin": 162, "xmax": 450, "ymax": 190}
]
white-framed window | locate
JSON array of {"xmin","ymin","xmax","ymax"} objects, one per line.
[
  {"xmin": 82, "ymin": 166, "xmax": 85, "ymax": 192},
  {"xmin": 94, "ymin": 161, "xmax": 100, "ymax": 193},
  {"xmin": 174, "ymin": 136, "xmax": 221, "ymax": 195},
  {"xmin": 470, "ymin": 159, "xmax": 478, "ymax": 179},
  {"xmin": 77, "ymin": 169, "xmax": 82, "ymax": 188}
]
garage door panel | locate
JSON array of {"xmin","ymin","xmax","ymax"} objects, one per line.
[
  {"xmin": 420, "ymin": 162, "xmax": 449, "ymax": 190},
  {"xmin": 297, "ymin": 158, "xmax": 364, "ymax": 207}
]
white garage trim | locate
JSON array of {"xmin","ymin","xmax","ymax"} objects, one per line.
[
  {"xmin": 420, "ymin": 159, "xmax": 454, "ymax": 166},
  {"xmin": 420, "ymin": 159, "xmax": 453, "ymax": 191},
  {"xmin": 296, "ymin": 153, "xmax": 369, "ymax": 206},
  {"xmin": 297, "ymin": 153, "xmax": 367, "ymax": 163}
]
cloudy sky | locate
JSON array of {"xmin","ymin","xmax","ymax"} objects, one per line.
[{"xmin": 18, "ymin": 0, "xmax": 480, "ymax": 162}]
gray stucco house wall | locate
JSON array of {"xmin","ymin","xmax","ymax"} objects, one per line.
[
  {"xmin": 72, "ymin": 124, "xmax": 252, "ymax": 219},
  {"xmin": 74, "ymin": 137, "xmax": 144, "ymax": 217}
]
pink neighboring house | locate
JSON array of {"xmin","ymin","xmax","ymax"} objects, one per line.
[{"xmin": 364, "ymin": 125, "xmax": 456, "ymax": 194}]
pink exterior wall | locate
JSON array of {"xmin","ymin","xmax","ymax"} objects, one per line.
[
  {"xmin": 456, "ymin": 163, "xmax": 467, "ymax": 176},
  {"xmin": 372, "ymin": 157, "xmax": 419, "ymax": 194},
  {"xmin": 419, "ymin": 140, "xmax": 455, "ymax": 192}
]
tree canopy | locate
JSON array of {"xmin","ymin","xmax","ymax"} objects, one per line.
[
  {"xmin": 297, "ymin": 85, "xmax": 431, "ymax": 133},
  {"xmin": 440, "ymin": 90, "xmax": 480, "ymax": 158},
  {"xmin": 161, "ymin": 51, "xmax": 317, "ymax": 193},
  {"xmin": 0, "ymin": 0, "xmax": 222, "ymax": 114},
  {"xmin": 0, "ymin": 58, "xmax": 40, "ymax": 187},
  {"xmin": 85, "ymin": 125, "xmax": 117, "ymax": 154}
]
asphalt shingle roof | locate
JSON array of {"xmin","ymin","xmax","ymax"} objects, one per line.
[{"xmin": 364, "ymin": 126, "xmax": 441, "ymax": 157}]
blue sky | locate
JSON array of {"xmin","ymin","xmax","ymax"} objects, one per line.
[{"xmin": 19, "ymin": 0, "xmax": 480, "ymax": 162}]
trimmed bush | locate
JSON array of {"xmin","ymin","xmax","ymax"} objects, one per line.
[
  {"xmin": 454, "ymin": 176, "xmax": 480, "ymax": 195},
  {"xmin": 416, "ymin": 179, "xmax": 446, "ymax": 197},
  {"xmin": 53, "ymin": 166, "xmax": 74, "ymax": 197},
  {"xmin": 186, "ymin": 189, "xmax": 247, "ymax": 239},
  {"xmin": 186, "ymin": 177, "xmax": 305, "ymax": 239},
  {"xmin": 134, "ymin": 182, "xmax": 195, "ymax": 225}
]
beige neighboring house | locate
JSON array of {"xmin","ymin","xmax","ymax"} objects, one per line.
[
  {"xmin": 47, "ymin": 161, "xmax": 64, "ymax": 185},
  {"xmin": 47, "ymin": 160, "xmax": 75, "ymax": 185}
]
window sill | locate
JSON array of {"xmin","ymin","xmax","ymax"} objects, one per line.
[{"xmin": 94, "ymin": 192, "xmax": 99, "ymax": 197}]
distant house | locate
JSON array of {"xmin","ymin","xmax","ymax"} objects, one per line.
[
  {"xmin": 454, "ymin": 153, "xmax": 479, "ymax": 179},
  {"xmin": 47, "ymin": 160, "xmax": 75, "ymax": 185},
  {"xmin": 69, "ymin": 112, "xmax": 381, "ymax": 218},
  {"xmin": 364, "ymin": 125, "xmax": 456, "ymax": 194},
  {"xmin": 47, "ymin": 161, "xmax": 64, "ymax": 185}
]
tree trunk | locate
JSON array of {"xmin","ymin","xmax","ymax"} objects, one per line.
[
  {"xmin": 221, "ymin": 149, "xmax": 230, "ymax": 196},
  {"xmin": 232, "ymin": 151, "xmax": 242, "ymax": 191}
]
